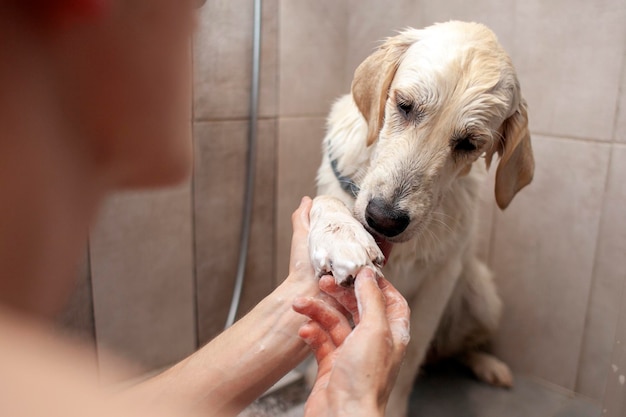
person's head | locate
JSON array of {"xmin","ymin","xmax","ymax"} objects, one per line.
[
  {"xmin": 3, "ymin": 0, "xmax": 199, "ymax": 189},
  {"xmin": 0, "ymin": 0, "xmax": 201, "ymax": 316}
]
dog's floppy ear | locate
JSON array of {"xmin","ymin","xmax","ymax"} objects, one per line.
[
  {"xmin": 486, "ymin": 97, "xmax": 535, "ymax": 210},
  {"xmin": 351, "ymin": 33, "xmax": 416, "ymax": 146}
]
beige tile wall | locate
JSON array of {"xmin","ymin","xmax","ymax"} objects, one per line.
[
  {"xmin": 490, "ymin": 137, "xmax": 611, "ymax": 391},
  {"xmin": 279, "ymin": 0, "xmax": 349, "ymax": 116},
  {"xmin": 275, "ymin": 0, "xmax": 350, "ymax": 281},
  {"xmin": 193, "ymin": 0, "xmax": 278, "ymax": 119},
  {"xmin": 192, "ymin": 0, "xmax": 279, "ymax": 345},
  {"xmin": 90, "ymin": 185, "xmax": 196, "ymax": 380},
  {"xmin": 193, "ymin": 119, "xmax": 276, "ymax": 343},
  {"xmin": 513, "ymin": 0, "xmax": 625, "ymax": 141},
  {"xmin": 602, "ymin": 218, "xmax": 626, "ymax": 416},
  {"xmin": 582, "ymin": 145, "xmax": 626, "ymax": 401},
  {"xmin": 345, "ymin": 0, "xmax": 517, "ymax": 83},
  {"xmin": 275, "ymin": 118, "xmax": 326, "ymax": 282}
]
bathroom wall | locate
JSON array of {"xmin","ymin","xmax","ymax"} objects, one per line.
[
  {"xmin": 57, "ymin": 0, "xmax": 626, "ymax": 410},
  {"xmin": 191, "ymin": 0, "xmax": 279, "ymax": 345},
  {"xmin": 274, "ymin": 0, "xmax": 350, "ymax": 281}
]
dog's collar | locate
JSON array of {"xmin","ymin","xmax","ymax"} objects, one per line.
[{"xmin": 329, "ymin": 153, "xmax": 360, "ymax": 198}]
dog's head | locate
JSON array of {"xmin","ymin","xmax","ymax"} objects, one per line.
[{"xmin": 351, "ymin": 21, "xmax": 534, "ymax": 242}]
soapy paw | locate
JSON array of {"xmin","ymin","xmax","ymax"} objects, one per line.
[{"xmin": 309, "ymin": 196, "xmax": 384, "ymax": 286}]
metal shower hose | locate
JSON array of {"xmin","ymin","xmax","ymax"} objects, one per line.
[{"xmin": 224, "ymin": 0, "xmax": 262, "ymax": 329}]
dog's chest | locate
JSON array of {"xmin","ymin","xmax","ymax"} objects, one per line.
[
  {"xmin": 383, "ymin": 257, "xmax": 426, "ymax": 299},
  {"xmin": 379, "ymin": 209, "xmax": 475, "ymax": 300},
  {"xmin": 382, "ymin": 245, "xmax": 439, "ymax": 297}
]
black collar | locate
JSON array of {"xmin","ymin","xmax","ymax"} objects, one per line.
[{"xmin": 329, "ymin": 153, "xmax": 360, "ymax": 198}]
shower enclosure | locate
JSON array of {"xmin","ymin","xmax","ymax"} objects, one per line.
[{"xmin": 60, "ymin": 0, "xmax": 626, "ymax": 415}]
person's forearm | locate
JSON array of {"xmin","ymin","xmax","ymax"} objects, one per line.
[{"xmin": 128, "ymin": 277, "xmax": 315, "ymax": 416}]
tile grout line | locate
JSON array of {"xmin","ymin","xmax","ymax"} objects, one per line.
[
  {"xmin": 273, "ymin": 0, "xmax": 282, "ymax": 289},
  {"xmin": 530, "ymin": 131, "xmax": 613, "ymax": 145},
  {"xmin": 191, "ymin": 126, "xmax": 618, "ymax": 142},
  {"xmin": 193, "ymin": 114, "xmax": 329, "ymax": 123},
  {"xmin": 609, "ymin": 25, "xmax": 626, "ymax": 142},
  {"xmin": 190, "ymin": 37, "xmax": 201, "ymax": 350},
  {"xmin": 191, "ymin": 137, "xmax": 200, "ymax": 350},
  {"xmin": 86, "ymin": 239, "xmax": 100, "ymax": 372}
]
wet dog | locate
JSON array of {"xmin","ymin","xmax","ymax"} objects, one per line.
[{"xmin": 308, "ymin": 21, "xmax": 534, "ymax": 417}]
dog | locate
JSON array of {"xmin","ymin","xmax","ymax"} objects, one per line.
[{"xmin": 307, "ymin": 21, "xmax": 534, "ymax": 417}]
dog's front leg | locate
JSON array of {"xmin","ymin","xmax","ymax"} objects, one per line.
[
  {"xmin": 309, "ymin": 195, "xmax": 384, "ymax": 286},
  {"xmin": 386, "ymin": 258, "xmax": 464, "ymax": 417}
]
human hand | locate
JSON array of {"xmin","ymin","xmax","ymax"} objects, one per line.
[
  {"xmin": 282, "ymin": 197, "xmax": 318, "ymax": 294},
  {"xmin": 293, "ymin": 268, "xmax": 411, "ymax": 417}
]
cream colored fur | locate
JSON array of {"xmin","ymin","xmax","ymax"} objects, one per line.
[{"xmin": 308, "ymin": 21, "xmax": 534, "ymax": 417}]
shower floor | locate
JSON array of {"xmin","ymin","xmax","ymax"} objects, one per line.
[{"xmin": 240, "ymin": 361, "xmax": 601, "ymax": 417}]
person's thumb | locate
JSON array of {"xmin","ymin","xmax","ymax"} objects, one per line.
[
  {"xmin": 354, "ymin": 268, "xmax": 386, "ymax": 328},
  {"xmin": 289, "ymin": 196, "xmax": 313, "ymax": 273}
]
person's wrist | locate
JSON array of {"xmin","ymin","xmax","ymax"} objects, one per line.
[
  {"xmin": 335, "ymin": 396, "xmax": 385, "ymax": 417},
  {"xmin": 281, "ymin": 258, "xmax": 318, "ymax": 296},
  {"xmin": 282, "ymin": 271, "xmax": 319, "ymax": 298}
]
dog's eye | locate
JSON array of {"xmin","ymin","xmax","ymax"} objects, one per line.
[
  {"xmin": 452, "ymin": 136, "xmax": 478, "ymax": 153},
  {"xmin": 397, "ymin": 101, "xmax": 413, "ymax": 119}
]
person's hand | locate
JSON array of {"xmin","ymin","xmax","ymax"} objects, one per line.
[
  {"xmin": 282, "ymin": 196, "xmax": 319, "ymax": 294},
  {"xmin": 293, "ymin": 268, "xmax": 411, "ymax": 417}
]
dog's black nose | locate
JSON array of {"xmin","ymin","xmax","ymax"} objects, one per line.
[{"xmin": 365, "ymin": 198, "xmax": 410, "ymax": 238}]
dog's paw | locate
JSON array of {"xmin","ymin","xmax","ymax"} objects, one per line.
[
  {"xmin": 309, "ymin": 203, "xmax": 384, "ymax": 286},
  {"xmin": 466, "ymin": 352, "xmax": 514, "ymax": 388}
]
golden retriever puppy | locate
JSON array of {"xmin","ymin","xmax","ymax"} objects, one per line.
[{"xmin": 308, "ymin": 21, "xmax": 534, "ymax": 417}]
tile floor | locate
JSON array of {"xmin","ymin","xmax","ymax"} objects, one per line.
[{"xmin": 241, "ymin": 361, "xmax": 601, "ymax": 417}]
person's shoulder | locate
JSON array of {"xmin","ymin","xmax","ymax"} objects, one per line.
[{"xmin": 0, "ymin": 310, "xmax": 187, "ymax": 417}]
